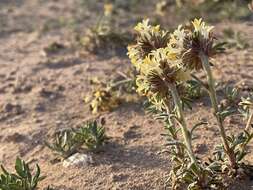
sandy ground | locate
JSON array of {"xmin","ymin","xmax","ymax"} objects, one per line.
[{"xmin": 0, "ymin": 1, "xmax": 253, "ymax": 189}]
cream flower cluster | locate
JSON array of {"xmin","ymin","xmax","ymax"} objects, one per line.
[{"xmin": 128, "ymin": 18, "xmax": 215, "ymax": 103}]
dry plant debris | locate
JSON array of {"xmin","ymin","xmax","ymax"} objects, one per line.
[{"xmin": 84, "ymin": 68, "xmax": 136, "ymax": 114}]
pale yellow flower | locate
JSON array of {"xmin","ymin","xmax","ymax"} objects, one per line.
[
  {"xmin": 104, "ymin": 3, "xmax": 114, "ymax": 16},
  {"xmin": 135, "ymin": 75, "xmax": 150, "ymax": 95},
  {"xmin": 192, "ymin": 18, "xmax": 214, "ymax": 39},
  {"xmin": 167, "ymin": 25, "xmax": 186, "ymax": 57},
  {"xmin": 140, "ymin": 54, "xmax": 158, "ymax": 75},
  {"xmin": 134, "ymin": 19, "xmax": 160, "ymax": 33},
  {"xmin": 127, "ymin": 45, "xmax": 142, "ymax": 71}
]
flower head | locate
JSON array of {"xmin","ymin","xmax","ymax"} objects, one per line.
[
  {"xmin": 135, "ymin": 47, "xmax": 189, "ymax": 100},
  {"xmin": 128, "ymin": 19, "xmax": 195, "ymax": 109},
  {"xmin": 167, "ymin": 18, "xmax": 223, "ymax": 71},
  {"xmin": 182, "ymin": 18, "xmax": 215, "ymax": 70},
  {"xmin": 168, "ymin": 25, "xmax": 187, "ymax": 56},
  {"xmin": 127, "ymin": 19, "xmax": 169, "ymax": 71}
]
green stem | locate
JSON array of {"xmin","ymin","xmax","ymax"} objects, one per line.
[
  {"xmin": 164, "ymin": 99, "xmax": 184, "ymax": 157},
  {"xmin": 167, "ymin": 83, "xmax": 198, "ymax": 165},
  {"xmin": 199, "ymin": 52, "xmax": 237, "ymax": 168}
]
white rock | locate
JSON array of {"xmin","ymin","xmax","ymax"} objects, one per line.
[{"xmin": 63, "ymin": 153, "xmax": 94, "ymax": 168}]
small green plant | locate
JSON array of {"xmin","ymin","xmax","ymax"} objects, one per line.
[
  {"xmin": 128, "ymin": 19, "xmax": 220, "ymax": 189},
  {"xmin": 46, "ymin": 120, "xmax": 107, "ymax": 158},
  {"xmin": 212, "ymin": 93, "xmax": 253, "ymax": 176},
  {"xmin": 75, "ymin": 120, "xmax": 107, "ymax": 152},
  {"xmin": 0, "ymin": 157, "xmax": 45, "ymax": 190},
  {"xmin": 184, "ymin": 79, "xmax": 203, "ymax": 101},
  {"xmin": 45, "ymin": 129, "xmax": 79, "ymax": 158},
  {"xmin": 224, "ymin": 86, "xmax": 239, "ymax": 106}
]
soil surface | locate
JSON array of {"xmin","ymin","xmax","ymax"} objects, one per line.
[{"xmin": 0, "ymin": 1, "xmax": 253, "ymax": 190}]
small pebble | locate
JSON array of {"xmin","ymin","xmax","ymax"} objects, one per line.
[{"xmin": 63, "ymin": 153, "xmax": 94, "ymax": 168}]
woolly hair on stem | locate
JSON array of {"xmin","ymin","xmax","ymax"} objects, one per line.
[{"xmin": 199, "ymin": 52, "xmax": 237, "ymax": 169}]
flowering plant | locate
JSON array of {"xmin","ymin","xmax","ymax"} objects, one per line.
[{"xmin": 128, "ymin": 18, "xmax": 253, "ymax": 189}]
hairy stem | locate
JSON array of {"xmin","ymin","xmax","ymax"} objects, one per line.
[
  {"xmin": 164, "ymin": 99, "xmax": 184, "ymax": 157},
  {"xmin": 167, "ymin": 83, "xmax": 198, "ymax": 165},
  {"xmin": 199, "ymin": 52, "xmax": 237, "ymax": 168}
]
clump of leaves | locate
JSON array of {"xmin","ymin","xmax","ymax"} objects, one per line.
[
  {"xmin": 45, "ymin": 129, "xmax": 80, "ymax": 158},
  {"xmin": 214, "ymin": 91, "xmax": 253, "ymax": 167},
  {"xmin": 184, "ymin": 79, "xmax": 203, "ymax": 100},
  {"xmin": 74, "ymin": 120, "xmax": 107, "ymax": 152},
  {"xmin": 0, "ymin": 157, "xmax": 45, "ymax": 190},
  {"xmin": 46, "ymin": 120, "xmax": 107, "ymax": 158},
  {"xmin": 224, "ymin": 86, "xmax": 239, "ymax": 105},
  {"xmin": 222, "ymin": 28, "xmax": 249, "ymax": 50}
]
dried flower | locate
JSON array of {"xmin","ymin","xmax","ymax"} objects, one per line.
[{"xmin": 85, "ymin": 89, "xmax": 119, "ymax": 114}]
